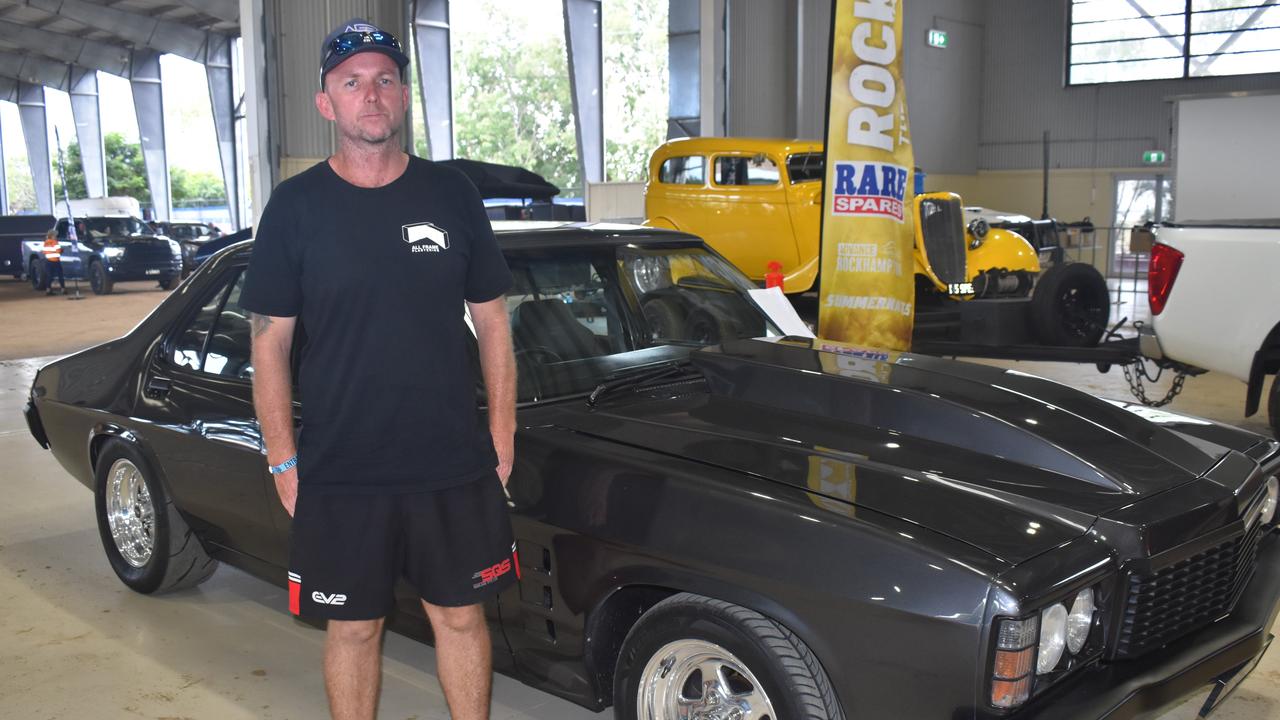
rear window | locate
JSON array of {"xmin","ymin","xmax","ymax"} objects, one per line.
[{"xmin": 659, "ymin": 156, "xmax": 706, "ymax": 185}]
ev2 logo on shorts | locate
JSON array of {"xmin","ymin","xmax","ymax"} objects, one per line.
[
  {"xmin": 403, "ymin": 221, "xmax": 450, "ymax": 254},
  {"xmin": 312, "ymin": 591, "xmax": 348, "ymax": 605}
]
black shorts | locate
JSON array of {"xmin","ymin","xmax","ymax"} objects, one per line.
[{"xmin": 287, "ymin": 473, "xmax": 518, "ymax": 620}]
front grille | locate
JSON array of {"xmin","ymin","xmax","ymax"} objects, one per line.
[
  {"xmin": 1116, "ymin": 506, "xmax": 1265, "ymax": 658},
  {"xmin": 123, "ymin": 242, "xmax": 173, "ymax": 263},
  {"xmin": 918, "ymin": 197, "xmax": 966, "ymax": 285}
]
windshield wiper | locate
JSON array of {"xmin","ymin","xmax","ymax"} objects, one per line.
[{"xmin": 586, "ymin": 359, "xmax": 701, "ymax": 408}]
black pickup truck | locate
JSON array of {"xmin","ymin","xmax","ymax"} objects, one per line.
[
  {"xmin": 24, "ymin": 215, "xmax": 182, "ymax": 294},
  {"xmin": 0, "ymin": 214, "xmax": 57, "ymax": 280}
]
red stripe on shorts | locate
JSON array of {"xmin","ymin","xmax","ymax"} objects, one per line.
[{"xmin": 289, "ymin": 579, "xmax": 301, "ymax": 615}]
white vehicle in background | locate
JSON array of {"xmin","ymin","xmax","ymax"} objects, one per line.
[{"xmin": 1142, "ymin": 223, "xmax": 1280, "ymax": 437}]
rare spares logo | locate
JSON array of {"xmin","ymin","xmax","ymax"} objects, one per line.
[{"xmin": 831, "ymin": 161, "xmax": 908, "ymax": 222}]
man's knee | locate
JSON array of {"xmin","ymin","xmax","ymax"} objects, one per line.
[
  {"xmin": 327, "ymin": 618, "xmax": 384, "ymax": 646},
  {"xmin": 424, "ymin": 602, "xmax": 486, "ymax": 636}
]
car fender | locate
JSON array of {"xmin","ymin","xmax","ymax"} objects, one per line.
[{"xmin": 967, "ymin": 227, "xmax": 1039, "ymax": 277}]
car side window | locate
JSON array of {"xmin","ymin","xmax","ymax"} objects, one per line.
[
  {"xmin": 172, "ymin": 276, "xmax": 235, "ymax": 370},
  {"xmin": 715, "ymin": 155, "xmax": 780, "ymax": 186},
  {"xmin": 659, "ymin": 156, "xmax": 706, "ymax": 185},
  {"xmin": 203, "ymin": 272, "xmax": 254, "ymax": 379}
]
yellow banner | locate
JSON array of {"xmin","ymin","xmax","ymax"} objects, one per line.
[{"xmin": 819, "ymin": 0, "xmax": 915, "ymax": 350}]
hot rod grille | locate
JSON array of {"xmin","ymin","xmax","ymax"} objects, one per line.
[
  {"xmin": 1116, "ymin": 511, "xmax": 1264, "ymax": 658},
  {"xmin": 918, "ymin": 197, "xmax": 966, "ymax": 285}
]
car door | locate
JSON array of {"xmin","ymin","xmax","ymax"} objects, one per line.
[
  {"xmin": 139, "ymin": 266, "xmax": 285, "ymax": 565},
  {"xmin": 703, "ymin": 152, "xmax": 798, "ymax": 281}
]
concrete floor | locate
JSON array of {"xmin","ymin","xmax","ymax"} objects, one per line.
[{"xmin": 2, "ymin": 352, "xmax": 1277, "ymax": 718}]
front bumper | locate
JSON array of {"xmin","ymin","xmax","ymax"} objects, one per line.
[
  {"xmin": 1021, "ymin": 531, "xmax": 1280, "ymax": 719},
  {"xmin": 24, "ymin": 398, "xmax": 49, "ymax": 449}
]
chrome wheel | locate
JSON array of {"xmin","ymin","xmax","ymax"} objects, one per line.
[
  {"xmin": 104, "ymin": 458, "xmax": 155, "ymax": 568},
  {"xmin": 638, "ymin": 639, "xmax": 776, "ymax": 720}
]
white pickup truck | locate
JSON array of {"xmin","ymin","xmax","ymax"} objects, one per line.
[{"xmin": 1141, "ymin": 223, "xmax": 1280, "ymax": 437}]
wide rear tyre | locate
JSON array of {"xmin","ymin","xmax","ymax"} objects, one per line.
[
  {"xmin": 93, "ymin": 439, "xmax": 217, "ymax": 594},
  {"xmin": 1030, "ymin": 261, "xmax": 1110, "ymax": 347},
  {"xmin": 614, "ymin": 593, "xmax": 845, "ymax": 720}
]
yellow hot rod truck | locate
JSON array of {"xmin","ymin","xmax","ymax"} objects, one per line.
[{"xmin": 645, "ymin": 137, "xmax": 1112, "ymax": 347}]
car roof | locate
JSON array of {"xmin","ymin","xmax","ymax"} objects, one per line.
[
  {"xmin": 652, "ymin": 136, "xmax": 824, "ymax": 158},
  {"xmin": 218, "ymin": 221, "xmax": 706, "ymax": 264}
]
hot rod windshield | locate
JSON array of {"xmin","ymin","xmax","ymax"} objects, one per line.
[{"xmin": 497, "ymin": 244, "xmax": 782, "ymax": 403}]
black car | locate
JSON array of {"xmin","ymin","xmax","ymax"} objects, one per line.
[
  {"xmin": 27, "ymin": 216, "xmax": 183, "ymax": 293},
  {"xmin": 154, "ymin": 221, "xmax": 224, "ymax": 276},
  {"xmin": 23, "ymin": 223, "xmax": 1280, "ymax": 719}
]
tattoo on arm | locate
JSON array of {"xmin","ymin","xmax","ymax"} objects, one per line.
[{"xmin": 250, "ymin": 313, "xmax": 274, "ymax": 338}]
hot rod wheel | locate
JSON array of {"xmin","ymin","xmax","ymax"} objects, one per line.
[
  {"xmin": 614, "ymin": 593, "xmax": 845, "ymax": 720},
  {"xmin": 1030, "ymin": 262, "xmax": 1110, "ymax": 347},
  {"xmin": 93, "ymin": 438, "xmax": 218, "ymax": 594}
]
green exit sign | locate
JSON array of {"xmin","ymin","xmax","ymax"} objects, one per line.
[
  {"xmin": 927, "ymin": 29, "xmax": 948, "ymax": 48},
  {"xmin": 1143, "ymin": 150, "xmax": 1167, "ymax": 164}
]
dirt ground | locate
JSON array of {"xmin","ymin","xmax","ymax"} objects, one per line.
[{"xmin": 0, "ymin": 276, "xmax": 174, "ymax": 361}]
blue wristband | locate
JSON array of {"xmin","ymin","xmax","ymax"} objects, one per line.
[{"xmin": 269, "ymin": 455, "xmax": 297, "ymax": 475}]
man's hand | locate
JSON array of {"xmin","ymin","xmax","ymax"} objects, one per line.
[
  {"xmin": 273, "ymin": 467, "xmax": 299, "ymax": 516},
  {"xmin": 493, "ymin": 431, "xmax": 514, "ymax": 487}
]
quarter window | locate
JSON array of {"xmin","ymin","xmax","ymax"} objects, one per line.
[
  {"xmin": 659, "ymin": 156, "xmax": 706, "ymax": 184},
  {"xmin": 714, "ymin": 155, "xmax": 780, "ymax": 186},
  {"xmin": 169, "ymin": 270, "xmax": 254, "ymax": 379}
]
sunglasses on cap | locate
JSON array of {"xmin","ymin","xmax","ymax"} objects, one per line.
[{"xmin": 325, "ymin": 29, "xmax": 403, "ymax": 62}]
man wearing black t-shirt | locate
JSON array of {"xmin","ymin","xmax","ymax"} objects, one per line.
[{"xmin": 241, "ymin": 19, "xmax": 517, "ymax": 720}]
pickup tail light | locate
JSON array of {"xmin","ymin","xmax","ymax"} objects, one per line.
[{"xmin": 1148, "ymin": 242, "xmax": 1184, "ymax": 316}]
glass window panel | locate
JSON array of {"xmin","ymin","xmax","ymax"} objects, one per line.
[
  {"xmin": 1071, "ymin": 37, "xmax": 1184, "ymax": 64},
  {"xmin": 1073, "ymin": 15, "xmax": 1185, "ymax": 43},
  {"xmin": 1190, "ymin": 26, "xmax": 1280, "ymax": 54},
  {"xmin": 787, "ymin": 153, "xmax": 824, "ymax": 183},
  {"xmin": 659, "ymin": 156, "xmax": 705, "ymax": 184},
  {"xmin": 714, "ymin": 155, "xmax": 780, "ymax": 186},
  {"xmin": 1070, "ymin": 57, "xmax": 1186, "ymax": 83},
  {"xmin": 171, "ymin": 275, "xmax": 234, "ymax": 370},
  {"xmin": 1192, "ymin": 6, "xmax": 1280, "ymax": 32},
  {"xmin": 1073, "ymin": 0, "xmax": 1186, "ymax": 23},
  {"xmin": 1192, "ymin": 0, "xmax": 1274, "ymax": 11},
  {"xmin": 203, "ymin": 272, "xmax": 254, "ymax": 379},
  {"xmin": 1190, "ymin": 47, "xmax": 1280, "ymax": 74}
]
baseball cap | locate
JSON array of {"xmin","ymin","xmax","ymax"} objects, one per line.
[{"xmin": 319, "ymin": 18, "xmax": 410, "ymax": 86}]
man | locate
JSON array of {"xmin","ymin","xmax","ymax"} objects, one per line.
[
  {"xmin": 241, "ymin": 18, "xmax": 517, "ymax": 720},
  {"xmin": 42, "ymin": 229, "xmax": 66, "ymax": 295}
]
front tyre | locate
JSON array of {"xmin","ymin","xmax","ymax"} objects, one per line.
[
  {"xmin": 89, "ymin": 260, "xmax": 114, "ymax": 295},
  {"xmin": 1269, "ymin": 374, "xmax": 1278, "ymax": 439},
  {"xmin": 614, "ymin": 593, "xmax": 845, "ymax": 720},
  {"xmin": 93, "ymin": 439, "xmax": 217, "ymax": 594}
]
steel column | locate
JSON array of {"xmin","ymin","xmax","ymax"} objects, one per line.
[
  {"xmin": 0, "ymin": 101, "xmax": 8, "ymax": 214},
  {"xmin": 18, "ymin": 82, "xmax": 53, "ymax": 215},
  {"xmin": 69, "ymin": 67, "xmax": 106, "ymax": 198},
  {"xmin": 563, "ymin": 0, "xmax": 603, "ymax": 186},
  {"xmin": 668, "ymin": 0, "xmax": 700, "ymax": 138},
  {"xmin": 413, "ymin": 0, "xmax": 454, "ymax": 160},
  {"xmin": 206, "ymin": 34, "xmax": 239, "ymax": 226},
  {"xmin": 239, "ymin": 0, "xmax": 273, "ymax": 224},
  {"xmin": 130, "ymin": 50, "xmax": 170, "ymax": 221}
]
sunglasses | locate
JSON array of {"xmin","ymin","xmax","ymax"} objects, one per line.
[{"xmin": 325, "ymin": 29, "xmax": 402, "ymax": 63}]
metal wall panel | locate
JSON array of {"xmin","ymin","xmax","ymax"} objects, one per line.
[
  {"xmin": 980, "ymin": 0, "xmax": 1280, "ymax": 171},
  {"xmin": 276, "ymin": 0, "xmax": 409, "ymax": 161},
  {"xmin": 726, "ymin": 0, "xmax": 790, "ymax": 137},
  {"xmin": 795, "ymin": 0, "xmax": 830, "ymax": 141},
  {"xmin": 902, "ymin": 0, "xmax": 984, "ymax": 174}
]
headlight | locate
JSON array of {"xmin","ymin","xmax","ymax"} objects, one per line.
[
  {"xmin": 168, "ymin": 240, "xmax": 181, "ymax": 255},
  {"xmin": 1066, "ymin": 588, "xmax": 1094, "ymax": 654},
  {"xmin": 1037, "ymin": 604, "xmax": 1068, "ymax": 674},
  {"xmin": 631, "ymin": 255, "xmax": 671, "ymax": 294},
  {"xmin": 967, "ymin": 218, "xmax": 989, "ymax": 249},
  {"xmin": 1261, "ymin": 476, "xmax": 1278, "ymax": 526},
  {"xmin": 102, "ymin": 246, "xmax": 125, "ymax": 258}
]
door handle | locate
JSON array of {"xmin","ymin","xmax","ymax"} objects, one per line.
[{"xmin": 145, "ymin": 376, "xmax": 172, "ymax": 397}]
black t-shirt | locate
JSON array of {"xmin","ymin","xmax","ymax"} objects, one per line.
[{"xmin": 240, "ymin": 156, "xmax": 512, "ymax": 492}]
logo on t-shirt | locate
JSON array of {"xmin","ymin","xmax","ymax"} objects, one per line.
[{"xmin": 402, "ymin": 222, "xmax": 450, "ymax": 253}]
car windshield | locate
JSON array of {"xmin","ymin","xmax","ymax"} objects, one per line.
[
  {"xmin": 80, "ymin": 216, "xmax": 151, "ymax": 238},
  {"xmin": 496, "ymin": 244, "xmax": 782, "ymax": 403}
]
